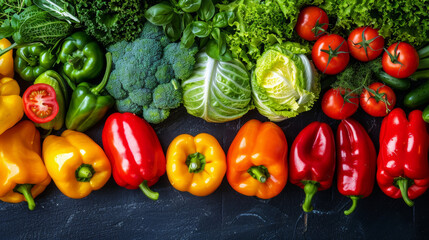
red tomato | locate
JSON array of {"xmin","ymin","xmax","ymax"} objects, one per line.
[
  {"xmin": 322, "ymin": 88, "xmax": 359, "ymax": 120},
  {"xmin": 382, "ymin": 42, "xmax": 419, "ymax": 78},
  {"xmin": 23, "ymin": 83, "xmax": 59, "ymax": 124},
  {"xmin": 348, "ymin": 27, "xmax": 384, "ymax": 62},
  {"xmin": 312, "ymin": 34, "xmax": 350, "ymax": 75},
  {"xmin": 360, "ymin": 82, "xmax": 396, "ymax": 117},
  {"xmin": 295, "ymin": 6, "xmax": 329, "ymax": 41}
]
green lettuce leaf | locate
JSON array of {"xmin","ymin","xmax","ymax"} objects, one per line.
[
  {"xmin": 182, "ymin": 51, "xmax": 252, "ymax": 122},
  {"xmin": 252, "ymin": 42, "xmax": 320, "ymax": 121}
]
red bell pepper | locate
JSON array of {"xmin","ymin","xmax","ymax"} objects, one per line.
[
  {"xmin": 289, "ymin": 122, "xmax": 336, "ymax": 212},
  {"xmin": 337, "ymin": 118, "xmax": 376, "ymax": 215},
  {"xmin": 102, "ymin": 112, "xmax": 166, "ymax": 201},
  {"xmin": 377, "ymin": 108, "xmax": 429, "ymax": 207}
]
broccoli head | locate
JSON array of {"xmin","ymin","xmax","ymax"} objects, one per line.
[
  {"xmin": 143, "ymin": 104, "xmax": 170, "ymax": 125},
  {"xmin": 106, "ymin": 22, "xmax": 198, "ymax": 124},
  {"xmin": 153, "ymin": 79, "xmax": 182, "ymax": 110}
]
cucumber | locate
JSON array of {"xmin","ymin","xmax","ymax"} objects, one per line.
[
  {"xmin": 423, "ymin": 105, "xmax": 429, "ymax": 123},
  {"xmin": 418, "ymin": 45, "xmax": 429, "ymax": 59},
  {"xmin": 404, "ymin": 80, "xmax": 429, "ymax": 108},
  {"xmin": 376, "ymin": 71, "xmax": 410, "ymax": 90}
]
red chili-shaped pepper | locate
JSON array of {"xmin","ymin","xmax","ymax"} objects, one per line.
[
  {"xmin": 289, "ymin": 122, "xmax": 336, "ymax": 212},
  {"xmin": 102, "ymin": 112, "xmax": 166, "ymax": 201},
  {"xmin": 377, "ymin": 108, "xmax": 429, "ymax": 207},
  {"xmin": 337, "ymin": 118, "xmax": 376, "ymax": 215}
]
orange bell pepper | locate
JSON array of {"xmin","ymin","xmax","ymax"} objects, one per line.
[
  {"xmin": 227, "ymin": 119, "xmax": 288, "ymax": 199},
  {"xmin": 0, "ymin": 121, "xmax": 51, "ymax": 210},
  {"xmin": 0, "ymin": 38, "xmax": 14, "ymax": 79},
  {"xmin": 166, "ymin": 133, "xmax": 226, "ymax": 196}
]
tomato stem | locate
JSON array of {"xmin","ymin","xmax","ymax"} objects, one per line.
[{"xmin": 320, "ymin": 40, "xmax": 349, "ymax": 74}]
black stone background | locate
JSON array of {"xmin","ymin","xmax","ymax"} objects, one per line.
[{"xmin": 1, "ymin": 79, "xmax": 428, "ymax": 240}]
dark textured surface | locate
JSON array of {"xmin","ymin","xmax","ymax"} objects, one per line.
[{"xmin": 1, "ymin": 90, "xmax": 428, "ymax": 240}]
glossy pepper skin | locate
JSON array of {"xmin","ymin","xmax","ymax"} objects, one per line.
[
  {"xmin": 102, "ymin": 113, "xmax": 166, "ymax": 200},
  {"xmin": 59, "ymin": 32, "xmax": 104, "ymax": 87},
  {"xmin": 0, "ymin": 38, "xmax": 14, "ymax": 79},
  {"xmin": 66, "ymin": 52, "xmax": 114, "ymax": 132},
  {"xmin": 227, "ymin": 120, "xmax": 288, "ymax": 199},
  {"xmin": 289, "ymin": 122, "xmax": 335, "ymax": 212},
  {"xmin": 34, "ymin": 70, "xmax": 69, "ymax": 131},
  {"xmin": 0, "ymin": 77, "xmax": 24, "ymax": 135},
  {"xmin": 0, "ymin": 121, "xmax": 51, "ymax": 210},
  {"xmin": 166, "ymin": 133, "xmax": 226, "ymax": 196},
  {"xmin": 43, "ymin": 130, "xmax": 111, "ymax": 199},
  {"xmin": 377, "ymin": 108, "xmax": 429, "ymax": 207},
  {"xmin": 14, "ymin": 44, "xmax": 56, "ymax": 82},
  {"xmin": 337, "ymin": 118, "xmax": 376, "ymax": 215}
]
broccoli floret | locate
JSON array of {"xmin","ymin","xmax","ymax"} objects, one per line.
[
  {"xmin": 163, "ymin": 43, "xmax": 199, "ymax": 80},
  {"xmin": 106, "ymin": 22, "xmax": 198, "ymax": 124},
  {"xmin": 106, "ymin": 70, "xmax": 127, "ymax": 100},
  {"xmin": 129, "ymin": 88, "xmax": 152, "ymax": 106},
  {"xmin": 140, "ymin": 21, "xmax": 166, "ymax": 41},
  {"xmin": 143, "ymin": 104, "xmax": 170, "ymax": 124},
  {"xmin": 153, "ymin": 79, "xmax": 182, "ymax": 109},
  {"xmin": 116, "ymin": 98, "xmax": 143, "ymax": 115},
  {"xmin": 155, "ymin": 65, "xmax": 175, "ymax": 84}
]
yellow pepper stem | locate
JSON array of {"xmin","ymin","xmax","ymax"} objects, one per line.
[
  {"xmin": 14, "ymin": 184, "xmax": 35, "ymax": 211},
  {"xmin": 75, "ymin": 164, "xmax": 95, "ymax": 182},
  {"xmin": 186, "ymin": 152, "xmax": 206, "ymax": 173},
  {"xmin": 248, "ymin": 165, "xmax": 270, "ymax": 183},
  {"xmin": 139, "ymin": 180, "xmax": 159, "ymax": 201}
]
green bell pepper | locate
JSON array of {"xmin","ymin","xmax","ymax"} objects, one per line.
[
  {"xmin": 34, "ymin": 70, "xmax": 69, "ymax": 131},
  {"xmin": 58, "ymin": 32, "xmax": 104, "ymax": 88},
  {"xmin": 14, "ymin": 45, "xmax": 56, "ymax": 82},
  {"xmin": 65, "ymin": 52, "xmax": 115, "ymax": 132}
]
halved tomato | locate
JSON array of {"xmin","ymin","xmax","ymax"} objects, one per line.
[{"xmin": 23, "ymin": 83, "xmax": 59, "ymax": 124}]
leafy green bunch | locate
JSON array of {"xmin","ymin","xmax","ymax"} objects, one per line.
[{"xmin": 145, "ymin": 0, "xmax": 233, "ymax": 60}]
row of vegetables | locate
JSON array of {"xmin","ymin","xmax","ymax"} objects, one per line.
[
  {"xmin": 1, "ymin": 108, "xmax": 428, "ymax": 216},
  {"xmin": 0, "ymin": 0, "xmax": 429, "ymax": 217}
]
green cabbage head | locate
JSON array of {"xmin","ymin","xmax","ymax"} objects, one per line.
[
  {"xmin": 182, "ymin": 51, "xmax": 252, "ymax": 122},
  {"xmin": 252, "ymin": 42, "xmax": 320, "ymax": 122}
]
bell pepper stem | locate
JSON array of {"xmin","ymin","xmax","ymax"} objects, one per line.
[
  {"xmin": 302, "ymin": 181, "xmax": 319, "ymax": 212},
  {"xmin": 139, "ymin": 180, "xmax": 159, "ymax": 201},
  {"xmin": 248, "ymin": 166, "xmax": 269, "ymax": 183},
  {"xmin": 396, "ymin": 178, "xmax": 414, "ymax": 207},
  {"xmin": 92, "ymin": 52, "xmax": 113, "ymax": 95},
  {"xmin": 75, "ymin": 164, "xmax": 95, "ymax": 182},
  {"xmin": 188, "ymin": 157, "xmax": 201, "ymax": 172},
  {"xmin": 186, "ymin": 152, "xmax": 206, "ymax": 173},
  {"xmin": 14, "ymin": 184, "xmax": 35, "ymax": 211},
  {"xmin": 344, "ymin": 196, "xmax": 360, "ymax": 215}
]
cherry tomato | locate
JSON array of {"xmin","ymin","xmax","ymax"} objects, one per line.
[
  {"xmin": 360, "ymin": 82, "xmax": 396, "ymax": 117},
  {"xmin": 23, "ymin": 83, "xmax": 59, "ymax": 124},
  {"xmin": 322, "ymin": 88, "xmax": 359, "ymax": 120},
  {"xmin": 348, "ymin": 27, "xmax": 384, "ymax": 62},
  {"xmin": 295, "ymin": 6, "xmax": 329, "ymax": 41},
  {"xmin": 312, "ymin": 34, "xmax": 350, "ymax": 75},
  {"xmin": 382, "ymin": 42, "xmax": 419, "ymax": 78}
]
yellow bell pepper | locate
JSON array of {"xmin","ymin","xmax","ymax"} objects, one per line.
[
  {"xmin": 0, "ymin": 38, "xmax": 14, "ymax": 79},
  {"xmin": 166, "ymin": 133, "xmax": 226, "ymax": 196},
  {"xmin": 0, "ymin": 121, "xmax": 51, "ymax": 210},
  {"xmin": 43, "ymin": 130, "xmax": 111, "ymax": 199},
  {"xmin": 0, "ymin": 77, "xmax": 24, "ymax": 135}
]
